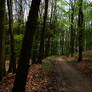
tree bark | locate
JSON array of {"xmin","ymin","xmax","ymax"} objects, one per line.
[
  {"xmin": 0, "ymin": 0, "xmax": 6, "ymax": 81},
  {"xmin": 7, "ymin": 0, "xmax": 16, "ymax": 73},
  {"xmin": 45, "ymin": 36, "xmax": 51, "ymax": 57},
  {"xmin": 70, "ymin": 0, "xmax": 75, "ymax": 57},
  {"xmin": 18, "ymin": 0, "xmax": 24, "ymax": 24},
  {"xmin": 78, "ymin": 0, "xmax": 84, "ymax": 61},
  {"xmin": 12, "ymin": 0, "xmax": 41, "ymax": 91},
  {"xmin": 38, "ymin": 0, "xmax": 49, "ymax": 63}
]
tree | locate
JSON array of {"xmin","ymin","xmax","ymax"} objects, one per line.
[
  {"xmin": 70, "ymin": 0, "xmax": 75, "ymax": 57},
  {"xmin": 78, "ymin": 0, "xmax": 84, "ymax": 61},
  {"xmin": 51, "ymin": 0, "xmax": 58, "ymax": 55},
  {"xmin": 17, "ymin": 0, "xmax": 24, "ymax": 34},
  {"xmin": 38, "ymin": 0, "xmax": 49, "ymax": 63},
  {"xmin": 0, "ymin": 0, "xmax": 6, "ymax": 81},
  {"xmin": 12, "ymin": 0, "xmax": 41, "ymax": 91},
  {"xmin": 18, "ymin": 0, "xmax": 24, "ymax": 24},
  {"xmin": 7, "ymin": 0, "xmax": 16, "ymax": 73}
]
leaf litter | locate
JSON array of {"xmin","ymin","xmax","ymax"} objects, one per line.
[{"xmin": 0, "ymin": 62, "xmax": 56, "ymax": 92}]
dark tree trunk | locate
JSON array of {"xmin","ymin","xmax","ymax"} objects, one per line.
[
  {"xmin": 0, "ymin": 0, "xmax": 6, "ymax": 81},
  {"xmin": 78, "ymin": 0, "xmax": 84, "ymax": 61},
  {"xmin": 12, "ymin": 0, "xmax": 41, "ymax": 92},
  {"xmin": 51, "ymin": 0, "xmax": 57, "ymax": 55},
  {"xmin": 60, "ymin": 30, "xmax": 64, "ymax": 55},
  {"xmin": 38, "ymin": 0, "xmax": 49, "ymax": 63},
  {"xmin": 48, "ymin": 0, "xmax": 54, "ymax": 56},
  {"xmin": 7, "ymin": 0, "xmax": 16, "ymax": 73},
  {"xmin": 45, "ymin": 36, "xmax": 51, "ymax": 57}
]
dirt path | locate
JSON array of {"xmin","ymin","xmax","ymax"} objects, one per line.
[{"xmin": 53, "ymin": 56, "xmax": 92, "ymax": 92}]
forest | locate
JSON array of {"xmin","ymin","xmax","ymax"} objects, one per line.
[{"xmin": 0, "ymin": 0, "xmax": 92, "ymax": 92}]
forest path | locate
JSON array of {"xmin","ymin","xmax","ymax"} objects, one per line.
[{"xmin": 53, "ymin": 56, "xmax": 92, "ymax": 92}]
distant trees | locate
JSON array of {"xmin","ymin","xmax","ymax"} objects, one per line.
[
  {"xmin": 0, "ymin": 0, "xmax": 6, "ymax": 80},
  {"xmin": 12, "ymin": 0, "xmax": 41, "ymax": 91}
]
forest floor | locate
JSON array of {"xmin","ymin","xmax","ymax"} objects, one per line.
[
  {"xmin": 0, "ymin": 58, "xmax": 57, "ymax": 92},
  {"xmin": 25, "ymin": 60, "xmax": 57, "ymax": 92},
  {"xmin": 0, "ymin": 50, "xmax": 92, "ymax": 92}
]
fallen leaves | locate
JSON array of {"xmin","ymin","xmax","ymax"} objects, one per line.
[
  {"xmin": 76, "ymin": 60, "xmax": 92, "ymax": 78},
  {"xmin": 25, "ymin": 64, "xmax": 56, "ymax": 92},
  {"xmin": 0, "ymin": 62, "xmax": 56, "ymax": 92},
  {"xmin": 0, "ymin": 73, "xmax": 15, "ymax": 92}
]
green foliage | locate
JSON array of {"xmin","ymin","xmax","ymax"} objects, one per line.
[
  {"xmin": 57, "ymin": 0, "xmax": 69, "ymax": 6},
  {"xmin": 45, "ymin": 56, "xmax": 56, "ymax": 61},
  {"xmin": 4, "ymin": 23, "xmax": 24, "ymax": 30},
  {"xmin": 14, "ymin": 34, "xmax": 24, "ymax": 41},
  {"xmin": 4, "ymin": 24, "xmax": 9, "ymax": 29},
  {"xmin": 13, "ymin": 23, "xmax": 19, "ymax": 29},
  {"xmin": 5, "ymin": 0, "xmax": 92, "ymax": 61},
  {"xmin": 72, "ymin": 60, "xmax": 78, "ymax": 63},
  {"xmin": 42, "ymin": 62, "xmax": 53, "ymax": 67},
  {"xmin": 87, "ymin": 54, "xmax": 92, "ymax": 58},
  {"xmin": 20, "ymin": 24, "xmax": 24, "ymax": 29}
]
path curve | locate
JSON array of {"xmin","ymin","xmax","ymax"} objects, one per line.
[{"xmin": 54, "ymin": 56, "xmax": 92, "ymax": 92}]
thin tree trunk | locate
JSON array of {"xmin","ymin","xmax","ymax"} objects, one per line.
[
  {"xmin": 61, "ymin": 30, "xmax": 64, "ymax": 55},
  {"xmin": 12, "ymin": 0, "xmax": 41, "ymax": 91},
  {"xmin": 0, "ymin": 0, "xmax": 6, "ymax": 81},
  {"xmin": 18, "ymin": 0, "xmax": 24, "ymax": 24},
  {"xmin": 18, "ymin": 0, "xmax": 24, "ymax": 34},
  {"xmin": 45, "ymin": 36, "xmax": 51, "ymax": 57},
  {"xmin": 38, "ymin": 0, "xmax": 49, "ymax": 63},
  {"xmin": 7, "ymin": 0, "xmax": 16, "ymax": 73},
  {"xmin": 70, "ymin": 0, "xmax": 75, "ymax": 57}
]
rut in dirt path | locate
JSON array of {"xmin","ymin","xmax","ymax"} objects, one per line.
[{"xmin": 54, "ymin": 57, "xmax": 92, "ymax": 92}]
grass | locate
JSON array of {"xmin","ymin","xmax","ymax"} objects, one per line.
[
  {"xmin": 42, "ymin": 62, "xmax": 53, "ymax": 71},
  {"xmin": 42, "ymin": 62, "xmax": 53, "ymax": 67},
  {"xmin": 42, "ymin": 56, "xmax": 56, "ymax": 70},
  {"xmin": 42, "ymin": 56, "xmax": 56, "ymax": 76},
  {"xmin": 45, "ymin": 56, "xmax": 56, "ymax": 61}
]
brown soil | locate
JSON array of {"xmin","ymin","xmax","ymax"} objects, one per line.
[{"xmin": 54, "ymin": 56, "xmax": 92, "ymax": 92}]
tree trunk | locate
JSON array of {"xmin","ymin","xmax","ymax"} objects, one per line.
[
  {"xmin": 60, "ymin": 30, "xmax": 64, "ymax": 55},
  {"xmin": 0, "ymin": 0, "xmax": 6, "ymax": 81},
  {"xmin": 70, "ymin": 0, "xmax": 75, "ymax": 57},
  {"xmin": 12, "ymin": 0, "xmax": 41, "ymax": 92},
  {"xmin": 78, "ymin": 0, "xmax": 84, "ymax": 61},
  {"xmin": 38, "ymin": 0, "xmax": 49, "ymax": 63},
  {"xmin": 18, "ymin": 0, "xmax": 24, "ymax": 34},
  {"xmin": 18, "ymin": 0, "xmax": 24, "ymax": 24},
  {"xmin": 7, "ymin": 0, "xmax": 16, "ymax": 73},
  {"xmin": 45, "ymin": 36, "xmax": 51, "ymax": 57}
]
